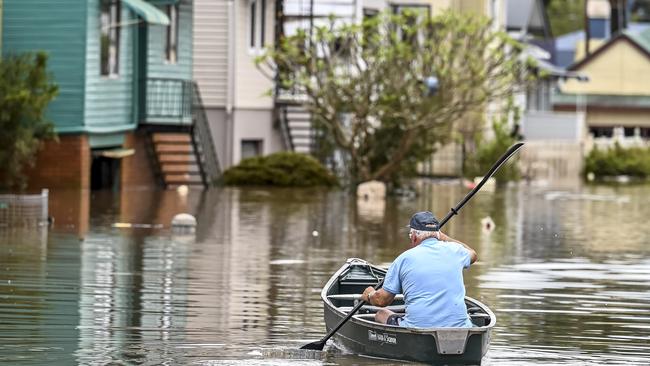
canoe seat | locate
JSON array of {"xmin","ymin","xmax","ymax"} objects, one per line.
[
  {"xmin": 470, "ymin": 313, "xmax": 491, "ymax": 327},
  {"xmin": 338, "ymin": 305, "xmax": 406, "ymax": 314}
]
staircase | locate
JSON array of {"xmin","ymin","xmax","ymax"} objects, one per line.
[
  {"xmin": 277, "ymin": 102, "xmax": 316, "ymax": 154},
  {"xmin": 151, "ymin": 132, "xmax": 203, "ymax": 187},
  {"xmin": 144, "ymin": 79, "xmax": 221, "ymax": 188}
]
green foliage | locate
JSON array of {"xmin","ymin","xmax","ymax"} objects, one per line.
[
  {"xmin": 547, "ymin": 0, "xmax": 585, "ymax": 36},
  {"xmin": 0, "ymin": 52, "xmax": 58, "ymax": 191},
  {"xmin": 464, "ymin": 105, "xmax": 521, "ymax": 184},
  {"xmin": 585, "ymin": 144, "xmax": 650, "ymax": 179},
  {"xmin": 258, "ymin": 10, "xmax": 533, "ymax": 187},
  {"xmin": 222, "ymin": 152, "xmax": 339, "ymax": 187}
]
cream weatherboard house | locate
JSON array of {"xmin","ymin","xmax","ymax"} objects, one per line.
[{"xmin": 192, "ymin": 0, "xmax": 508, "ymax": 170}]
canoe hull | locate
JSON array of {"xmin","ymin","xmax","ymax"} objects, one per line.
[{"xmin": 321, "ymin": 259, "xmax": 495, "ymax": 365}]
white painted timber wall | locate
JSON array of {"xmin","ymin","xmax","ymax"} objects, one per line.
[
  {"xmin": 234, "ymin": 0, "xmax": 274, "ymax": 109},
  {"xmin": 193, "ymin": 0, "xmax": 229, "ymax": 107}
]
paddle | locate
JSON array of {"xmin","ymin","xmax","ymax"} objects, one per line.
[{"xmin": 300, "ymin": 142, "xmax": 524, "ymax": 351}]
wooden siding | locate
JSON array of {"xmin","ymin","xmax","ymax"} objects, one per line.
[
  {"xmin": 148, "ymin": 0, "xmax": 193, "ymax": 80},
  {"xmin": 193, "ymin": 0, "xmax": 228, "ymax": 107},
  {"xmin": 234, "ymin": 0, "xmax": 274, "ymax": 109},
  {"xmin": 1, "ymin": 0, "xmax": 87, "ymax": 133},
  {"xmin": 84, "ymin": 0, "xmax": 136, "ymax": 134},
  {"xmin": 563, "ymin": 39, "xmax": 650, "ymax": 96}
]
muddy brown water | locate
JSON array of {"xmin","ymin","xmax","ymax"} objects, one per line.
[{"xmin": 1, "ymin": 181, "xmax": 649, "ymax": 365}]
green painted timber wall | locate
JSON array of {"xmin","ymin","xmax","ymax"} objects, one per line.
[
  {"xmin": 83, "ymin": 0, "xmax": 136, "ymax": 135},
  {"xmin": 147, "ymin": 0, "xmax": 192, "ymax": 81},
  {"xmin": 1, "ymin": 0, "xmax": 87, "ymax": 133}
]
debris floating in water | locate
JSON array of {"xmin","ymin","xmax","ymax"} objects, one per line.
[
  {"xmin": 481, "ymin": 216, "xmax": 495, "ymax": 233},
  {"xmin": 312, "ymin": 230, "xmax": 319, "ymax": 237},
  {"xmin": 112, "ymin": 223, "xmax": 163, "ymax": 229},
  {"xmin": 172, "ymin": 213, "xmax": 197, "ymax": 234},
  {"xmin": 177, "ymin": 185, "xmax": 189, "ymax": 196}
]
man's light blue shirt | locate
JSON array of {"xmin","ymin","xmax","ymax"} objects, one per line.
[{"xmin": 383, "ymin": 238, "xmax": 473, "ymax": 328}]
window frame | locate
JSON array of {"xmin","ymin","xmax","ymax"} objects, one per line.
[
  {"xmin": 248, "ymin": 0, "xmax": 267, "ymax": 53},
  {"xmin": 241, "ymin": 139, "xmax": 264, "ymax": 159},
  {"xmin": 165, "ymin": 4, "xmax": 180, "ymax": 64},
  {"xmin": 100, "ymin": 0, "xmax": 121, "ymax": 77}
]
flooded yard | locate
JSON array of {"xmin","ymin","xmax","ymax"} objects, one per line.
[{"xmin": 1, "ymin": 181, "xmax": 649, "ymax": 365}]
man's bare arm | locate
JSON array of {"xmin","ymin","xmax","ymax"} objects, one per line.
[
  {"xmin": 439, "ymin": 232, "xmax": 478, "ymax": 264},
  {"xmin": 362, "ymin": 286, "xmax": 395, "ymax": 307}
]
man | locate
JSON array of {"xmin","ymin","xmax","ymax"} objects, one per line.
[{"xmin": 362, "ymin": 211, "xmax": 478, "ymax": 328}]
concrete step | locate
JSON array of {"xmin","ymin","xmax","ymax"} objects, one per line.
[
  {"xmin": 288, "ymin": 120, "xmax": 312, "ymax": 129},
  {"xmin": 153, "ymin": 133, "xmax": 192, "ymax": 144},
  {"xmin": 294, "ymin": 146, "xmax": 312, "ymax": 154},
  {"xmin": 164, "ymin": 173, "xmax": 204, "ymax": 184},
  {"xmin": 161, "ymin": 165, "xmax": 201, "ymax": 174},
  {"xmin": 159, "ymin": 154, "xmax": 196, "ymax": 163},
  {"xmin": 156, "ymin": 144, "xmax": 193, "ymax": 153}
]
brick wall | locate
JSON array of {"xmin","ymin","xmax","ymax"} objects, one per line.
[
  {"xmin": 25, "ymin": 134, "xmax": 91, "ymax": 190},
  {"xmin": 121, "ymin": 130, "xmax": 158, "ymax": 188}
]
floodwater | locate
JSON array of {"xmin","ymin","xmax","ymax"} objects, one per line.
[{"xmin": 1, "ymin": 181, "xmax": 649, "ymax": 365}]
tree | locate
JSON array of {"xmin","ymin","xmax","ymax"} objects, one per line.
[
  {"xmin": 547, "ymin": 0, "xmax": 585, "ymax": 36},
  {"xmin": 0, "ymin": 52, "xmax": 58, "ymax": 191},
  {"xmin": 259, "ymin": 10, "xmax": 533, "ymax": 187}
]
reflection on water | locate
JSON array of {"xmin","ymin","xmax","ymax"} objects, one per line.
[{"xmin": 0, "ymin": 182, "xmax": 649, "ymax": 365}]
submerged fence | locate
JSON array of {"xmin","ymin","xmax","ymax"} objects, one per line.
[{"xmin": 0, "ymin": 189, "xmax": 49, "ymax": 227}]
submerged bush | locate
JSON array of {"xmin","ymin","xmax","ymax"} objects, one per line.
[
  {"xmin": 585, "ymin": 144, "xmax": 650, "ymax": 179},
  {"xmin": 222, "ymin": 152, "xmax": 339, "ymax": 187}
]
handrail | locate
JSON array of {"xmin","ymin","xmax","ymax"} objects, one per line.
[
  {"xmin": 275, "ymin": 103, "xmax": 295, "ymax": 151},
  {"xmin": 191, "ymin": 81, "xmax": 222, "ymax": 184}
]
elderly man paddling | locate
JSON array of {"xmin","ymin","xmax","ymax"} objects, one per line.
[{"xmin": 362, "ymin": 211, "xmax": 478, "ymax": 328}]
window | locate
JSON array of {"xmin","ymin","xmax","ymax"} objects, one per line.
[
  {"xmin": 589, "ymin": 127, "xmax": 614, "ymax": 138},
  {"xmin": 391, "ymin": 4, "xmax": 430, "ymax": 44},
  {"xmin": 100, "ymin": 0, "xmax": 121, "ymax": 76},
  {"xmin": 241, "ymin": 140, "xmax": 263, "ymax": 159},
  {"xmin": 165, "ymin": 5, "xmax": 179, "ymax": 63},
  {"xmin": 624, "ymin": 127, "xmax": 636, "ymax": 137},
  {"xmin": 641, "ymin": 127, "xmax": 650, "ymax": 139},
  {"xmin": 249, "ymin": 0, "xmax": 266, "ymax": 50}
]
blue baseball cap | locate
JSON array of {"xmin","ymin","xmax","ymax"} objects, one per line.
[{"xmin": 408, "ymin": 211, "xmax": 440, "ymax": 231}]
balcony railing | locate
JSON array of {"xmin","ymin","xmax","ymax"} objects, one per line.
[{"xmin": 146, "ymin": 78, "xmax": 193, "ymax": 123}]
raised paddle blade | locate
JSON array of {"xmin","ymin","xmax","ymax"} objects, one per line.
[{"xmin": 300, "ymin": 340, "xmax": 326, "ymax": 350}]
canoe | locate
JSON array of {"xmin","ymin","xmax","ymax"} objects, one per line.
[{"xmin": 321, "ymin": 258, "xmax": 496, "ymax": 364}]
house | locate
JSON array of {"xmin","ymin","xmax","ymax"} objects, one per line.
[
  {"xmin": 556, "ymin": 27, "xmax": 650, "ymax": 149},
  {"xmin": 1, "ymin": 0, "xmax": 219, "ymax": 190},
  {"xmin": 192, "ymin": 0, "xmax": 510, "ymax": 171}
]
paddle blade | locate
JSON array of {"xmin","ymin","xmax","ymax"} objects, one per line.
[{"xmin": 300, "ymin": 340, "xmax": 326, "ymax": 350}]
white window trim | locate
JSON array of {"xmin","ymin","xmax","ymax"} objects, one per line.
[
  {"xmin": 165, "ymin": 4, "xmax": 180, "ymax": 64},
  {"xmin": 248, "ymin": 0, "xmax": 266, "ymax": 55}
]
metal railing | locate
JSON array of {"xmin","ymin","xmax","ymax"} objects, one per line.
[
  {"xmin": 146, "ymin": 78, "xmax": 193, "ymax": 121},
  {"xmin": 0, "ymin": 189, "xmax": 49, "ymax": 227},
  {"xmin": 191, "ymin": 82, "xmax": 222, "ymax": 184},
  {"xmin": 144, "ymin": 78, "xmax": 221, "ymax": 186},
  {"xmin": 275, "ymin": 102, "xmax": 296, "ymax": 151}
]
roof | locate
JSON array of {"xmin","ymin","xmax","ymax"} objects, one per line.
[
  {"xmin": 555, "ymin": 22, "xmax": 650, "ymax": 51},
  {"xmin": 626, "ymin": 27, "xmax": 650, "ymax": 53},
  {"xmin": 553, "ymin": 92, "xmax": 650, "ymax": 109},
  {"xmin": 568, "ymin": 28, "xmax": 650, "ymax": 71}
]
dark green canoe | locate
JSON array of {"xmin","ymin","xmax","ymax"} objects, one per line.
[{"xmin": 321, "ymin": 258, "xmax": 495, "ymax": 365}]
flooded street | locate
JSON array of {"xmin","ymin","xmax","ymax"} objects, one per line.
[{"xmin": 1, "ymin": 181, "xmax": 649, "ymax": 365}]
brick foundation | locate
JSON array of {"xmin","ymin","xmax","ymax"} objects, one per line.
[
  {"xmin": 25, "ymin": 134, "xmax": 91, "ymax": 191},
  {"xmin": 121, "ymin": 130, "xmax": 158, "ymax": 188}
]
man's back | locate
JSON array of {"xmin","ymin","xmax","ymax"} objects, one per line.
[{"xmin": 383, "ymin": 238, "xmax": 473, "ymax": 328}]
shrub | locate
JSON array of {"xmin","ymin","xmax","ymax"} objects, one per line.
[
  {"xmin": 222, "ymin": 152, "xmax": 339, "ymax": 187},
  {"xmin": 464, "ymin": 118, "xmax": 521, "ymax": 184},
  {"xmin": 585, "ymin": 144, "xmax": 650, "ymax": 179},
  {"xmin": 0, "ymin": 52, "xmax": 58, "ymax": 191}
]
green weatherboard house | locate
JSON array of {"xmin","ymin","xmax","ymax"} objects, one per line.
[{"xmin": 1, "ymin": 0, "xmax": 219, "ymax": 190}]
